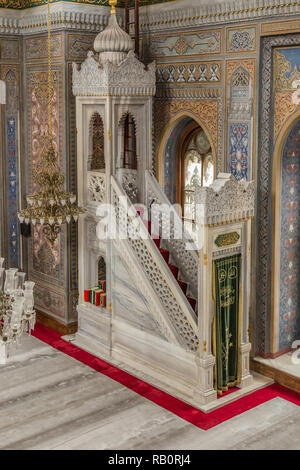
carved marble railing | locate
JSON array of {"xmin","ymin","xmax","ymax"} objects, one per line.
[
  {"xmin": 111, "ymin": 175, "xmax": 198, "ymax": 352},
  {"xmin": 116, "ymin": 168, "xmax": 138, "ymax": 204},
  {"xmin": 87, "ymin": 170, "xmax": 106, "ymax": 206},
  {"xmin": 145, "ymin": 170, "xmax": 198, "ymax": 299}
]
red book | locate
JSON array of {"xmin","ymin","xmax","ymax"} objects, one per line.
[
  {"xmin": 84, "ymin": 289, "xmax": 90, "ymax": 302},
  {"xmin": 100, "ymin": 293, "xmax": 106, "ymax": 308},
  {"xmin": 94, "ymin": 289, "xmax": 104, "ymax": 306},
  {"xmin": 98, "ymin": 280, "xmax": 106, "ymax": 292}
]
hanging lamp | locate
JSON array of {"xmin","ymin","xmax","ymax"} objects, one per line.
[{"xmin": 18, "ymin": 0, "xmax": 84, "ymax": 246}]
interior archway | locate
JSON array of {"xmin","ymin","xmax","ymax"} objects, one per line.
[
  {"xmin": 157, "ymin": 114, "xmax": 215, "ymax": 236},
  {"xmin": 272, "ymin": 115, "xmax": 300, "ymax": 354}
]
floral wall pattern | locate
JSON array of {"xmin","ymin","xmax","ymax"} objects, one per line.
[
  {"xmin": 0, "ymin": 50, "xmax": 21, "ymax": 269},
  {"xmin": 279, "ymin": 119, "xmax": 300, "ymax": 350},
  {"xmin": 147, "ymin": 30, "xmax": 222, "ymax": 59},
  {"xmin": 229, "ymin": 123, "xmax": 249, "ymax": 181},
  {"xmin": 273, "ymin": 47, "xmax": 300, "ymax": 143},
  {"xmin": 226, "ymin": 26, "xmax": 257, "ymax": 54},
  {"xmin": 27, "ymin": 67, "xmax": 64, "ymax": 282},
  {"xmin": 256, "ymin": 34, "xmax": 300, "ymax": 355},
  {"xmin": 5, "ymin": 73, "xmax": 19, "ymax": 268},
  {"xmin": 226, "ymin": 59, "xmax": 255, "ymax": 181},
  {"xmin": 25, "ymin": 52, "xmax": 68, "ymax": 321}
]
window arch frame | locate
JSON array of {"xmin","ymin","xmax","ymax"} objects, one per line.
[{"xmin": 88, "ymin": 112, "xmax": 105, "ymax": 171}]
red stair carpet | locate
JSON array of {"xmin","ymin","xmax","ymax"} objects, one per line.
[
  {"xmin": 136, "ymin": 208, "xmax": 197, "ymax": 313},
  {"xmin": 32, "ymin": 323, "xmax": 300, "ymax": 431}
]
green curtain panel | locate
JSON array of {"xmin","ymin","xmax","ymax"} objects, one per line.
[{"xmin": 213, "ymin": 254, "xmax": 241, "ymax": 395}]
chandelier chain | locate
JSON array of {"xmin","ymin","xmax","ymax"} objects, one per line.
[
  {"xmin": 48, "ymin": 0, "xmax": 52, "ymax": 138},
  {"xmin": 18, "ymin": 0, "xmax": 85, "ymax": 245}
]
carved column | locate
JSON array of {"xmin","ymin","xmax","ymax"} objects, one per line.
[{"xmin": 196, "ymin": 174, "xmax": 255, "ymax": 397}]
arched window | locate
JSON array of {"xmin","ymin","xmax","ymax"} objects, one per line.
[
  {"xmin": 98, "ymin": 256, "xmax": 106, "ymax": 284},
  {"xmin": 183, "ymin": 128, "xmax": 213, "ymax": 236},
  {"xmin": 123, "ymin": 114, "xmax": 137, "ymax": 170},
  {"xmin": 90, "ymin": 114, "xmax": 105, "ymax": 170}
]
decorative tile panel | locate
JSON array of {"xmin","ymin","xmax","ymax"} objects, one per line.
[
  {"xmin": 226, "ymin": 59, "xmax": 255, "ymax": 182},
  {"xmin": 274, "ymin": 47, "xmax": 300, "ymax": 91},
  {"xmin": 0, "ymin": 66, "xmax": 21, "ymax": 269},
  {"xmin": 214, "ymin": 232, "xmax": 241, "ymax": 248},
  {"xmin": 0, "ymin": 38, "xmax": 20, "ymax": 60},
  {"xmin": 26, "ymin": 64, "xmax": 66, "ymax": 287},
  {"xmin": 229, "ymin": 124, "xmax": 249, "ymax": 181},
  {"xmin": 226, "ymin": 59, "xmax": 256, "ymax": 85},
  {"xmin": 261, "ymin": 20, "xmax": 300, "ymax": 37},
  {"xmin": 148, "ymin": 30, "xmax": 222, "ymax": 58},
  {"xmin": 257, "ymin": 33, "xmax": 300, "ymax": 355},
  {"xmin": 226, "ymin": 26, "xmax": 257, "ymax": 54},
  {"xmin": 67, "ymin": 34, "xmax": 96, "ymax": 60},
  {"xmin": 34, "ymin": 284, "xmax": 66, "ymax": 319},
  {"xmin": 279, "ymin": 119, "xmax": 300, "ymax": 350},
  {"xmin": 156, "ymin": 61, "xmax": 221, "ymax": 85},
  {"xmin": 25, "ymin": 34, "xmax": 63, "ymax": 61}
]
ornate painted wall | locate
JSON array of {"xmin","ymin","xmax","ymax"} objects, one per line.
[
  {"xmin": 148, "ymin": 22, "xmax": 258, "ymax": 188},
  {"xmin": 257, "ymin": 34, "xmax": 300, "ymax": 356},
  {"xmin": 22, "ymin": 31, "xmax": 99, "ymax": 326},
  {"xmin": 1, "ymin": 2, "xmax": 300, "ymax": 340},
  {"xmin": 0, "ymin": 38, "xmax": 22, "ymax": 269},
  {"xmin": 25, "ymin": 34, "xmax": 66, "ymax": 322},
  {"xmin": 226, "ymin": 58, "xmax": 256, "ymax": 181},
  {"xmin": 279, "ymin": 119, "xmax": 300, "ymax": 351}
]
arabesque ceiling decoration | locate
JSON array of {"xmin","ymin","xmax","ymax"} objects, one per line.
[{"xmin": 0, "ymin": 0, "xmax": 178, "ymax": 9}]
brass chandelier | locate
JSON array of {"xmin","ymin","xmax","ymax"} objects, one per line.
[{"xmin": 18, "ymin": 0, "xmax": 84, "ymax": 245}]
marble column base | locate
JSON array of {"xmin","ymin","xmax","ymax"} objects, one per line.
[
  {"xmin": 194, "ymin": 355, "xmax": 217, "ymax": 405},
  {"xmin": 240, "ymin": 342, "xmax": 253, "ymax": 389},
  {"xmin": 240, "ymin": 373, "xmax": 254, "ymax": 388}
]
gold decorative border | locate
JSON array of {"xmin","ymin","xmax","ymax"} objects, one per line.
[{"xmin": 261, "ymin": 19, "xmax": 300, "ymax": 37}]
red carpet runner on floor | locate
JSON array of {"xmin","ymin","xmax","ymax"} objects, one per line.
[{"xmin": 32, "ymin": 323, "xmax": 300, "ymax": 431}]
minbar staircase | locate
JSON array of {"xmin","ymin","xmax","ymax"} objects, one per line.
[{"xmin": 136, "ymin": 208, "xmax": 197, "ymax": 313}]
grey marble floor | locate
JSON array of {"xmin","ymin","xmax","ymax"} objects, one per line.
[{"xmin": 0, "ymin": 335, "xmax": 300, "ymax": 450}]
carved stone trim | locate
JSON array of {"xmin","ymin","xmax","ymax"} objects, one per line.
[
  {"xmin": 72, "ymin": 50, "xmax": 156, "ymax": 97},
  {"xmin": 139, "ymin": 1, "xmax": 300, "ymax": 32},
  {"xmin": 116, "ymin": 168, "xmax": 138, "ymax": 204},
  {"xmin": 1, "ymin": 1, "xmax": 299, "ymax": 35},
  {"xmin": 87, "ymin": 170, "xmax": 106, "ymax": 204},
  {"xmin": 195, "ymin": 173, "xmax": 255, "ymax": 226}
]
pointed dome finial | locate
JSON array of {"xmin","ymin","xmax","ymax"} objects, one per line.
[
  {"xmin": 94, "ymin": 0, "xmax": 134, "ymax": 65},
  {"xmin": 109, "ymin": 0, "xmax": 117, "ymax": 14}
]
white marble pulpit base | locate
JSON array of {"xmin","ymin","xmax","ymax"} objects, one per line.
[{"xmin": 64, "ymin": 333, "xmax": 273, "ymax": 413}]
